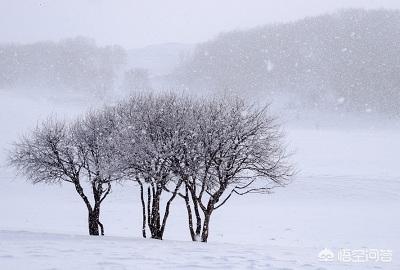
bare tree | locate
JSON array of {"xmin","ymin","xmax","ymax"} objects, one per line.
[
  {"xmin": 9, "ymin": 109, "xmax": 121, "ymax": 236},
  {"xmin": 174, "ymin": 97, "xmax": 293, "ymax": 242},
  {"xmin": 116, "ymin": 93, "xmax": 190, "ymax": 240},
  {"xmin": 70, "ymin": 108, "xmax": 122, "ymax": 235}
]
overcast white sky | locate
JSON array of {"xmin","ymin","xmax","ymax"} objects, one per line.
[{"xmin": 1, "ymin": 0, "xmax": 399, "ymax": 49}]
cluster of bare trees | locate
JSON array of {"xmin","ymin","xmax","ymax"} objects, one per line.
[{"xmin": 9, "ymin": 93, "xmax": 293, "ymax": 242}]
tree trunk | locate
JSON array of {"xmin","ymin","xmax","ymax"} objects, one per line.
[
  {"xmin": 183, "ymin": 190, "xmax": 196, "ymax": 241},
  {"xmin": 184, "ymin": 189, "xmax": 203, "ymax": 241},
  {"xmin": 147, "ymin": 182, "xmax": 182, "ymax": 240},
  {"xmin": 160, "ymin": 180, "xmax": 182, "ymax": 237},
  {"xmin": 98, "ymin": 219, "xmax": 104, "ymax": 236},
  {"xmin": 138, "ymin": 180, "xmax": 147, "ymax": 238},
  {"xmin": 201, "ymin": 210, "xmax": 212, "ymax": 242},
  {"xmin": 199, "ymin": 186, "xmax": 225, "ymax": 242},
  {"xmin": 148, "ymin": 187, "xmax": 163, "ymax": 240},
  {"xmin": 74, "ymin": 181, "xmax": 100, "ymax": 236},
  {"xmin": 88, "ymin": 210, "xmax": 100, "ymax": 236},
  {"xmin": 151, "ymin": 230, "xmax": 163, "ymax": 240},
  {"xmin": 190, "ymin": 191, "xmax": 202, "ymax": 240}
]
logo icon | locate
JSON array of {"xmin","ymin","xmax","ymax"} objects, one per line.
[{"xmin": 318, "ymin": 248, "xmax": 335, "ymax": 262}]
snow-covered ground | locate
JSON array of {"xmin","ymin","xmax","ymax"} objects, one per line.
[{"xmin": 0, "ymin": 90, "xmax": 399, "ymax": 269}]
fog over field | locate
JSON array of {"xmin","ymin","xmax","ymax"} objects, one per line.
[{"xmin": 0, "ymin": 1, "xmax": 399, "ymax": 270}]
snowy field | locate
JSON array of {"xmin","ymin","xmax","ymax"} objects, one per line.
[{"xmin": 0, "ymin": 91, "xmax": 399, "ymax": 269}]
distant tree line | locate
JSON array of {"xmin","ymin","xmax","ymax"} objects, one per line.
[
  {"xmin": 174, "ymin": 9, "xmax": 400, "ymax": 115},
  {"xmin": 8, "ymin": 93, "xmax": 293, "ymax": 242},
  {"xmin": 0, "ymin": 37, "xmax": 126, "ymax": 96}
]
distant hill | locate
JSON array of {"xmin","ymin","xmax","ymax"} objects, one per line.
[{"xmin": 174, "ymin": 9, "xmax": 400, "ymax": 115}]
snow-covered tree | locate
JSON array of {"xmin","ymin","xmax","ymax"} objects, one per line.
[
  {"xmin": 174, "ymin": 97, "xmax": 293, "ymax": 242},
  {"xmin": 9, "ymin": 109, "xmax": 121, "ymax": 236},
  {"xmin": 70, "ymin": 108, "xmax": 122, "ymax": 235},
  {"xmin": 115, "ymin": 93, "xmax": 191, "ymax": 239}
]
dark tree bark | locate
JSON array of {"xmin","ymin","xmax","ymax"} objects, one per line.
[
  {"xmin": 201, "ymin": 210, "xmax": 213, "ymax": 242},
  {"xmin": 88, "ymin": 210, "xmax": 100, "ymax": 236},
  {"xmin": 141, "ymin": 180, "xmax": 183, "ymax": 240},
  {"xmin": 149, "ymin": 185, "xmax": 163, "ymax": 239},
  {"xmin": 98, "ymin": 219, "xmax": 104, "ymax": 236},
  {"xmin": 190, "ymin": 190, "xmax": 202, "ymax": 239},
  {"xmin": 73, "ymin": 180, "xmax": 109, "ymax": 236},
  {"xmin": 183, "ymin": 182, "xmax": 226, "ymax": 242},
  {"xmin": 183, "ymin": 194, "xmax": 214, "ymax": 242},
  {"xmin": 137, "ymin": 179, "xmax": 147, "ymax": 238},
  {"xmin": 183, "ymin": 187, "xmax": 204, "ymax": 241},
  {"xmin": 183, "ymin": 187, "xmax": 196, "ymax": 241}
]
